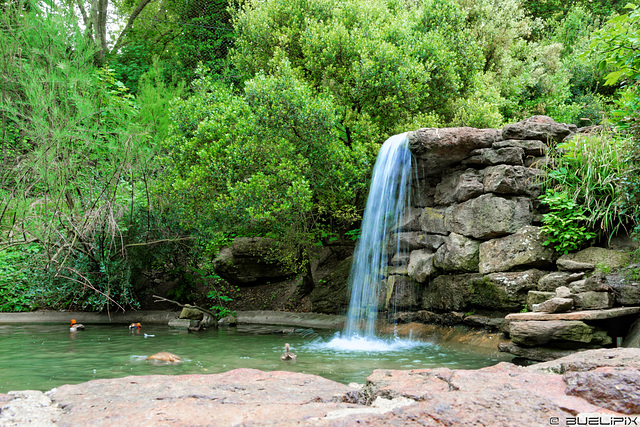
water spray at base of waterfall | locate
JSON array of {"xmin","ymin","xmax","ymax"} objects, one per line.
[{"xmin": 312, "ymin": 332, "xmax": 434, "ymax": 353}]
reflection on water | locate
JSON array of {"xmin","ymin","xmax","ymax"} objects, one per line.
[{"xmin": 0, "ymin": 323, "xmax": 507, "ymax": 393}]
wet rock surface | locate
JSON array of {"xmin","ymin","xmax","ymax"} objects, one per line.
[{"xmin": 2, "ymin": 348, "xmax": 639, "ymax": 426}]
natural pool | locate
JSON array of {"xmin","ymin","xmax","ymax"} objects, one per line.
[{"xmin": 0, "ymin": 323, "xmax": 508, "ymax": 393}]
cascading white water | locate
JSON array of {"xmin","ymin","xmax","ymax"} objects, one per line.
[{"xmin": 343, "ymin": 132, "xmax": 413, "ymax": 339}]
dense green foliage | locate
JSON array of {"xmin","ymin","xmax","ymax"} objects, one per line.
[
  {"xmin": 588, "ymin": 4, "xmax": 640, "ymax": 235},
  {"xmin": 1, "ymin": 0, "xmax": 640, "ymax": 311},
  {"xmin": 233, "ymin": 0, "xmax": 480, "ymax": 139},
  {"xmin": 161, "ymin": 64, "xmax": 372, "ymax": 261},
  {"xmin": 0, "ymin": 2, "xmax": 152, "ymax": 310},
  {"xmin": 544, "ymin": 133, "xmax": 633, "ymax": 236},
  {"xmin": 539, "ymin": 190, "xmax": 598, "ymax": 254}
]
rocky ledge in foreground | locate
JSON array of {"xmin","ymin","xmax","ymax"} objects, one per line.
[{"xmin": 1, "ymin": 348, "xmax": 639, "ymax": 426}]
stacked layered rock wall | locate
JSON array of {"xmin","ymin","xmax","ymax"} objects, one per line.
[
  {"xmin": 384, "ymin": 115, "xmax": 640, "ymax": 359},
  {"xmin": 384, "ymin": 116, "xmax": 572, "ymax": 318}
]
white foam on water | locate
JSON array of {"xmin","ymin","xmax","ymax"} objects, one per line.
[{"xmin": 308, "ymin": 332, "xmax": 433, "ymax": 353}]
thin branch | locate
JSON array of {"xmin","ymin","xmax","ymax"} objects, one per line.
[
  {"xmin": 152, "ymin": 294, "xmax": 219, "ymax": 320},
  {"xmin": 56, "ymin": 267, "xmax": 126, "ymax": 314},
  {"xmin": 125, "ymin": 237, "xmax": 195, "ymax": 247},
  {"xmin": 110, "ymin": 0, "xmax": 154, "ymax": 55}
]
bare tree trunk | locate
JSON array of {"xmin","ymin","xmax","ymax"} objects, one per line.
[
  {"xmin": 89, "ymin": 0, "xmax": 108, "ymax": 65},
  {"xmin": 110, "ymin": 0, "xmax": 154, "ymax": 55}
]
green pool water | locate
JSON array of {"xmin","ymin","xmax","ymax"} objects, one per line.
[{"xmin": 0, "ymin": 323, "xmax": 506, "ymax": 393}]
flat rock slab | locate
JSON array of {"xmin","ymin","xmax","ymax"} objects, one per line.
[
  {"xmin": 2, "ymin": 349, "xmax": 640, "ymax": 426},
  {"xmin": 0, "ymin": 310, "xmax": 347, "ymax": 330},
  {"xmin": 49, "ymin": 369, "xmax": 355, "ymax": 426},
  {"xmin": 531, "ymin": 347, "xmax": 640, "ymax": 373},
  {"xmin": 360, "ymin": 364, "xmax": 610, "ymax": 426},
  {"xmin": 506, "ymin": 307, "xmax": 640, "ymax": 321}
]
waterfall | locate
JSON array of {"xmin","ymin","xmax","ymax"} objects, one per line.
[{"xmin": 344, "ymin": 132, "xmax": 413, "ymax": 338}]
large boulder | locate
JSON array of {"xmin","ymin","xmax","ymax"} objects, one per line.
[
  {"xmin": 502, "ymin": 115, "xmax": 576, "ymax": 144},
  {"xmin": 557, "ymin": 247, "xmax": 632, "ymax": 271},
  {"xmin": 213, "ymin": 237, "xmax": 296, "ymax": 285},
  {"xmin": 479, "ymin": 226, "xmax": 556, "ymax": 273},
  {"xmin": 607, "ymin": 272, "xmax": 640, "ymax": 306},
  {"xmin": 472, "ymin": 269, "xmax": 546, "ymax": 311},
  {"xmin": 434, "ymin": 168, "xmax": 484, "ymax": 205},
  {"xmin": 509, "ymin": 320, "xmax": 612, "ymax": 347},
  {"xmin": 389, "ymin": 232, "xmax": 446, "ymax": 253},
  {"xmin": 421, "ymin": 273, "xmax": 483, "ymax": 311},
  {"xmin": 419, "ymin": 207, "xmax": 448, "ymax": 235},
  {"xmin": 464, "ymin": 147, "xmax": 524, "ymax": 166},
  {"xmin": 408, "ymin": 127, "xmax": 502, "ymax": 177},
  {"xmin": 492, "ymin": 139, "xmax": 548, "ymax": 156},
  {"xmin": 407, "ymin": 250, "xmax": 436, "ymax": 283},
  {"xmin": 446, "ymin": 194, "xmax": 533, "ymax": 240},
  {"xmin": 538, "ymin": 271, "xmax": 584, "ymax": 292},
  {"xmin": 574, "ymin": 291, "xmax": 614, "ymax": 310},
  {"xmin": 433, "ymin": 232, "xmax": 480, "ymax": 272},
  {"xmin": 483, "ymin": 165, "xmax": 542, "ymax": 198}
]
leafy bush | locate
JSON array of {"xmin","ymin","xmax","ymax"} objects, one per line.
[
  {"xmin": 232, "ymin": 0, "xmax": 482, "ymax": 139},
  {"xmin": 0, "ymin": 245, "xmax": 41, "ymax": 311},
  {"xmin": 541, "ymin": 131, "xmax": 635, "ymax": 247},
  {"xmin": 450, "ymin": 73, "xmax": 505, "ymax": 128},
  {"xmin": 0, "ymin": 0, "xmax": 156, "ymax": 311},
  {"xmin": 161, "ymin": 64, "xmax": 372, "ymax": 255},
  {"xmin": 587, "ymin": 4, "xmax": 640, "ymax": 235},
  {"xmin": 539, "ymin": 190, "xmax": 597, "ymax": 254}
]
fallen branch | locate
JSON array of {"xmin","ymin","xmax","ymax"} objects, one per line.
[
  {"xmin": 152, "ymin": 294, "xmax": 219, "ymax": 320},
  {"xmin": 125, "ymin": 237, "xmax": 195, "ymax": 248}
]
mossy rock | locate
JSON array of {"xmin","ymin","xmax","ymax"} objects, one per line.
[
  {"xmin": 468, "ymin": 276, "xmax": 508, "ymax": 309},
  {"xmin": 558, "ymin": 247, "xmax": 632, "ymax": 272},
  {"xmin": 179, "ymin": 307, "xmax": 204, "ymax": 320}
]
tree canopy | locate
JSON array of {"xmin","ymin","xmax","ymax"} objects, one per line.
[{"xmin": 1, "ymin": 0, "xmax": 639, "ymax": 311}]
